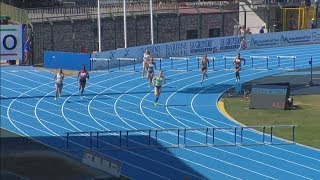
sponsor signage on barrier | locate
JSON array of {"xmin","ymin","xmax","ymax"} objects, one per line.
[
  {"xmin": 140, "ymin": 45, "xmax": 161, "ymax": 58},
  {"xmin": 189, "ymin": 39, "xmax": 217, "ymax": 54},
  {"xmin": 92, "ymin": 29, "xmax": 320, "ymax": 63},
  {"xmin": 311, "ymin": 31, "xmax": 320, "ymax": 41},
  {"xmin": 219, "ymin": 36, "xmax": 241, "ymax": 51},
  {"xmin": 280, "ymin": 34, "xmax": 311, "ymax": 44},
  {"xmin": 0, "ymin": 25, "xmax": 24, "ymax": 61},
  {"xmin": 82, "ymin": 150, "xmax": 121, "ymax": 178},
  {"xmin": 166, "ymin": 42, "xmax": 188, "ymax": 57},
  {"xmin": 48, "ymin": 29, "xmax": 320, "ymax": 71},
  {"xmin": 248, "ymin": 36, "xmax": 279, "ymax": 48},
  {"xmin": 248, "ymin": 29, "xmax": 320, "ymax": 49}
]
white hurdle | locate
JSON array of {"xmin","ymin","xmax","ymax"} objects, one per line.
[
  {"xmin": 250, "ymin": 56, "xmax": 269, "ymax": 69},
  {"xmin": 154, "ymin": 58, "xmax": 163, "ymax": 70},
  {"xmin": 116, "ymin": 58, "xmax": 137, "ymax": 71},
  {"xmin": 169, "ymin": 57, "xmax": 190, "ymax": 71},
  {"xmin": 222, "ymin": 56, "xmax": 237, "ymax": 70},
  {"xmin": 90, "ymin": 58, "xmax": 111, "ymax": 71},
  {"xmin": 277, "ymin": 56, "xmax": 296, "ymax": 69},
  {"xmin": 196, "ymin": 56, "xmax": 215, "ymax": 70}
]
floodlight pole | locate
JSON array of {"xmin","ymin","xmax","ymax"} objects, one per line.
[
  {"xmin": 150, "ymin": 0, "xmax": 154, "ymax": 44},
  {"xmin": 97, "ymin": 0, "xmax": 102, "ymax": 52},
  {"xmin": 123, "ymin": 0, "xmax": 127, "ymax": 48}
]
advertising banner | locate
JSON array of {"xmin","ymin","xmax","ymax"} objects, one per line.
[
  {"xmin": 0, "ymin": 25, "xmax": 24, "ymax": 61},
  {"xmin": 47, "ymin": 29, "xmax": 320, "ymax": 71}
]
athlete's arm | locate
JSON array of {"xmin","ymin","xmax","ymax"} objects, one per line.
[
  {"xmin": 152, "ymin": 76, "xmax": 156, "ymax": 85},
  {"xmin": 77, "ymin": 71, "xmax": 81, "ymax": 81}
]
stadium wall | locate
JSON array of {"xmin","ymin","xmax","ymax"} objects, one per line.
[{"xmin": 32, "ymin": 12, "xmax": 237, "ymax": 65}]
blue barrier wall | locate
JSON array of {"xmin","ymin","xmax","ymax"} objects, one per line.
[
  {"xmin": 91, "ymin": 29, "xmax": 320, "ymax": 63},
  {"xmin": 44, "ymin": 29, "xmax": 320, "ymax": 71},
  {"xmin": 44, "ymin": 51, "xmax": 91, "ymax": 71}
]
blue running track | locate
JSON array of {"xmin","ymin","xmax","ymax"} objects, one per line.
[{"xmin": 1, "ymin": 44, "xmax": 320, "ymax": 179}]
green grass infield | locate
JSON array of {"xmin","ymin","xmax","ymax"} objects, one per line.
[{"xmin": 224, "ymin": 95, "xmax": 320, "ymax": 149}]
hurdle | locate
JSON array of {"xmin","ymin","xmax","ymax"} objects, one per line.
[
  {"xmin": 277, "ymin": 56, "xmax": 296, "ymax": 69},
  {"xmin": 169, "ymin": 57, "xmax": 190, "ymax": 71},
  {"xmin": 250, "ymin": 56, "xmax": 269, "ymax": 69},
  {"xmin": 116, "ymin": 58, "xmax": 137, "ymax": 71},
  {"xmin": 269, "ymin": 125, "xmax": 296, "ymax": 145},
  {"xmin": 154, "ymin": 58, "xmax": 163, "ymax": 70},
  {"xmin": 65, "ymin": 124, "xmax": 296, "ymax": 151},
  {"xmin": 196, "ymin": 57, "xmax": 215, "ymax": 70},
  {"xmin": 90, "ymin": 58, "xmax": 111, "ymax": 71},
  {"xmin": 239, "ymin": 125, "xmax": 295, "ymax": 145},
  {"xmin": 222, "ymin": 56, "xmax": 237, "ymax": 70}
]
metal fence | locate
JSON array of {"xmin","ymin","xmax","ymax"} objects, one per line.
[
  {"xmin": 0, "ymin": 2, "xmax": 28, "ymax": 24},
  {"xmin": 25, "ymin": 1, "xmax": 242, "ymax": 22},
  {"xmin": 27, "ymin": 2, "xmax": 179, "ymax": 22}
]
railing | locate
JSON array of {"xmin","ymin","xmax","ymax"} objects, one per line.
[
  {"xmin": 182, "ymin": 1, "xmax": 239, "ymax": 9},
  {"xmin": 25, "ymin": 1, "xmax": 242, "ymax": 23},
  {"xmin": 65, "ymin": 125, "xmax": 296, "ymax": 151},
  {"xmin": 0, "ymin": 2, "xmax": 28, "ymax": 24},
  {"xmin": 27, "ymin": 2, "xmax": 178, "ymax": 22}
]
